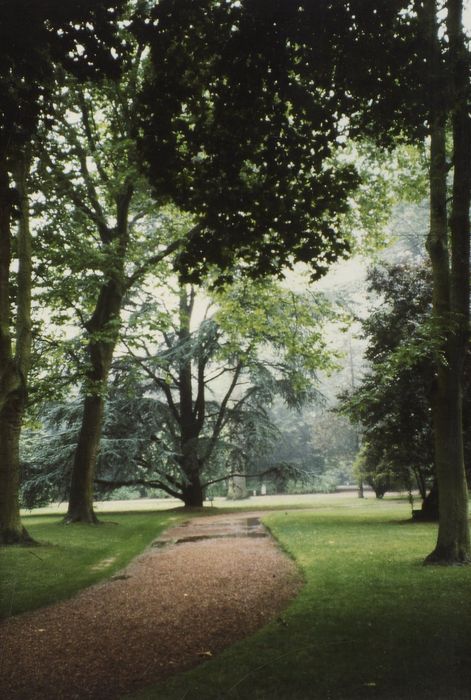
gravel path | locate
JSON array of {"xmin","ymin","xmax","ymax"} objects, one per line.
[{"xmin": 0, "ymin": 512, "xmax": 302, "ymax": 699}]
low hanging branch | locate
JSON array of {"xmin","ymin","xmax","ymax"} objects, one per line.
[
  {"xmin": 201, "ymin": 464, "xmax": 303, "ymax": 490},
  {"xmin": 94, "ymin": 477, "xmax": 183, "ymax": 501},
  {"xmin": 95, "ymin": 464, "xmax": 299, "ymax": 498}
]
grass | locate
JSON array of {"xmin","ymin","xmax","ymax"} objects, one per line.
[
  {"xmin": 0, "ymin": 510, "xmax": 180, "ymax": 619},
  {"xmin": 129, "ymin": 496, "xmax": 471, "ymax": 700},
  {"xmin": 3, "ymin": 492, "xmax": 326, "ymax": 620},
  {"xmin": 22, "ymin": 491, "xmax": 366, "ymax": 516},
  {"xmin": 5, "ymin": 495, "xmax": 471, "ymax": 699}
]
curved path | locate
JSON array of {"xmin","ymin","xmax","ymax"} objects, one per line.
[{"xmin": 0, "ymin": 512, "xmax": 302, "ymax": 699}]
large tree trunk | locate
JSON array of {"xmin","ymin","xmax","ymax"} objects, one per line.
[
  {"xmin": 65, "ymin": 281, "xmax": 122, "ymax": 523},
  {"xmin": 65, "ymin": 394, "xmax": 104, "ymax": 524},
  {"xmin": 0, "ymin": 152, "xmax": 34, "ymax": 544},
  {"xmin": 0, "ymin": 391, "xmax": 34, "ymax": 544},
  {"xmin": 182, "ymin": 468, "xmax": 204, "ymax": 508},
  {"xmin": 65, "ymin": 185, "xmax": 132, "ymax": 524},
  {"xmin": 426, "ymin": 353, "xmax": 470, "ymax": 560},
  {"xmin": 424, "ymin": 0, "xmax": 471, "ymax": 564},
  {"xmin": 177, "ymin": 285, "xmax": 205, "ymax": 509}
]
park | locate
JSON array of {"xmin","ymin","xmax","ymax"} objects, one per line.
[
  {"xmin": 1, "ymin": 1, "xmax": 471, "ymax": 698},
  {"xmin": 2, "ymin": 493, "xmax": 471, "ymax": 698}
]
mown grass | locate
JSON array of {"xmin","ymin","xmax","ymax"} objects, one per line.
[
  {"xmin": 0, "ymin": 510, "xmax": 180, "ymax": 619},
  {"xmin": 131, "ymin": 497, "xmax": 471, "ymax": 700}
]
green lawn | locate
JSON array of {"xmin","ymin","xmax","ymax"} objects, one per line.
[
  {"xmin": 4, "ymin": 497, "xmax": 471, "ymax": 699},
  {"xmin": 131, "ymin": 497, "xmax": 471, "ymax": 700},
  {"xmin": 0, "ymin": 510, "xmax": 180, "ymax": 619}
]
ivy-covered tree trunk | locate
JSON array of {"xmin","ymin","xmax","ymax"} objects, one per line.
[
  {"xmin": 424, "ymin": 0, "xmax": 471, "ymax": 564},
  {"xmin": 65, "ymin": 279, "xmax": 123, "ymax": 523},
  {"xmin": 0, "ymin": 152, "xmax": 34, "ymax": 544}
]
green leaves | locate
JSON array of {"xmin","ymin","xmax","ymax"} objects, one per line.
[
  {"xmin": 338, "ymin": 262, "xmax": 436, "ymax": 494},
  {"xmin": 92, "ymin": 275, "xmax": 337, "ymax": 501},
  {"xmin": 136, "ymin": 0, "xmax": 362, "ymax": 282},
  {"xmin": 215, "ymin": 279, "xmax": 333, "ymax": 366}
]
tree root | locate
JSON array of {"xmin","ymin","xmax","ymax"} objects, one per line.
[
  {"xmin": 0, "ymin": 525, "xmax": 37, "ymax": 546},
  {"xmin": 424, "ymin": 547, "xmax": 471, "ymax": 566}
]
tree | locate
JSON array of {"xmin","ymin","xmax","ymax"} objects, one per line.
[
  {"xmin": 321, "ymin": 0, "xmax": 471, "ymax": 563},
  {"xmin": 134, "ymin": 0, "xmax": 362, "ymax": 283},
  {"xmin": 339, "ymin": 263, "xmax": 436, "ymax": 504},
  {"xmin": 340, "ymin": 260, "xmax": 471, "ymax": 520},
  {"xmin": 0, "ymin": 151, "xmax": 34, "ymax": 543},
  {"xmin": 34, "ymin": 47, "xmax": 187, "ymax": 523},
  {"xmin": 92, "ymin": 278, "xmax": 334, "ymax": 507},
  {"xmin": 0, "ymin": 0, "xmax": 124, "ymax": 544},
  {"xmin": 422, "ymin": 0, "xmax": 471, "ymax": 564}
]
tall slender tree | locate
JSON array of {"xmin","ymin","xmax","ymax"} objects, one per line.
[
  {"xmin": 423, "ymin": 0, "xmax": 471, "ymax": 563},
  {"xmin": 0, "ymin": 0, "xmax": 124, "ymax": 544},
  {"xmin": 36, "ymin": 59, "xmax": 183, "ymax": 524},
  {"xmin": 331, "ymin": 0, "xmax": 471, "ymax": 562}
]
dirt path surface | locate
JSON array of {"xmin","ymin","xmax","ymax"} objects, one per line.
[{"xmin": 0, "ymin": 512, "xmax": 302, "ymax": 699}]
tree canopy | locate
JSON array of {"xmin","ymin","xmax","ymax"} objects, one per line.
[
  {"xmin": 339, "ymin": 263, "xmax": 436, "ymax": 501},
  {"xmin": 0, "ymin": 0, "xmax": 126, "ymax": 543},
  {"xmin": 134, "ymin": 0, "xmax": 363, "ymax": 281},
  {"xmin": 1, "ymin": 0, "xmax": 470, "ymax": 569}
]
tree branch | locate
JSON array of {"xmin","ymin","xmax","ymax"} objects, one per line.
[
  {"xmin": 123, "ymin": 340, "xmax": 181, "ymax": 422},
  {"xmin": 201, "ymin": 467, "xmax": 280, "ymax": 489},
  {"xmin": 77, "ymin": 87, "xmax": 111, "ymax": 187},
  {"xmin": 125, "ymin": 237, "xmax": 183, "ymax": 290},
  {"xmin": 126, "ymin": 223, "xmax": 202, "ymax": 290},
  {"xmin": 204, "ymin": 361, "xmax": 243, "ymax": 462},
  {"xmin": 95, "ymin": 477, "xmax": 183, "ymax": 501}
]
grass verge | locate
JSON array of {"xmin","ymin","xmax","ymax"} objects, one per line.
[
  {"xmin": 0, "ymin": 510, "xmax": 180, "ymax": 619},
  {"xmin": 130, "ymin": 497, "xmax": 471, "ymax": 700}
]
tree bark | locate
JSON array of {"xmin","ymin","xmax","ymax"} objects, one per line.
[
  {"xmin": 0, "ymin": 152, "xmax": 34, "ymax": 545},
  {"xmin": 64, "ymin": 279, "xmax": 123, "ymax": 523},
  {"xmin": 413, "ymin": 479, "xmax": 439, "ymax": 521},
  {"xmin": 424, "ymin": 0, "xmax": 471, "ymax": 564},
  {"xmin": 0, "ymin": 399, "xmax": 32, "ymax": 544},
  {"xmin": 65, "ymin": 394, "xmax": 104, "ymax": 523},
  {"xmin": 181, "ymin": 467, "xmax": 204, "ymax": 508},
  {"xmin": 177, "ymin": 285, "xmax": 205, "ymax": 508}
]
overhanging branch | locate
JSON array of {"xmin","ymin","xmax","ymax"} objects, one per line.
[{"xmin": 95, "ymin": 477, "xmax": 182, "ymax": 501}]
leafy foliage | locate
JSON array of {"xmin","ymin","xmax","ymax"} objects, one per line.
[
  {"xmin": 20, "ymin": 401, "xmax": 83, "ymax": 509},
  {"xmin": 91, "ymin": 279, "xmax": 335, "ymax": 503},
  {"xmin": 0, "ymin": 0, "xmax": 125, "ymax": 152},
  {"xmin": 338, "ymin": 262, "xmax": 435, "ymax": 498},
  {"xmin": 134, "ymin": 0, "xmax": 365, "ymax": 282}
]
